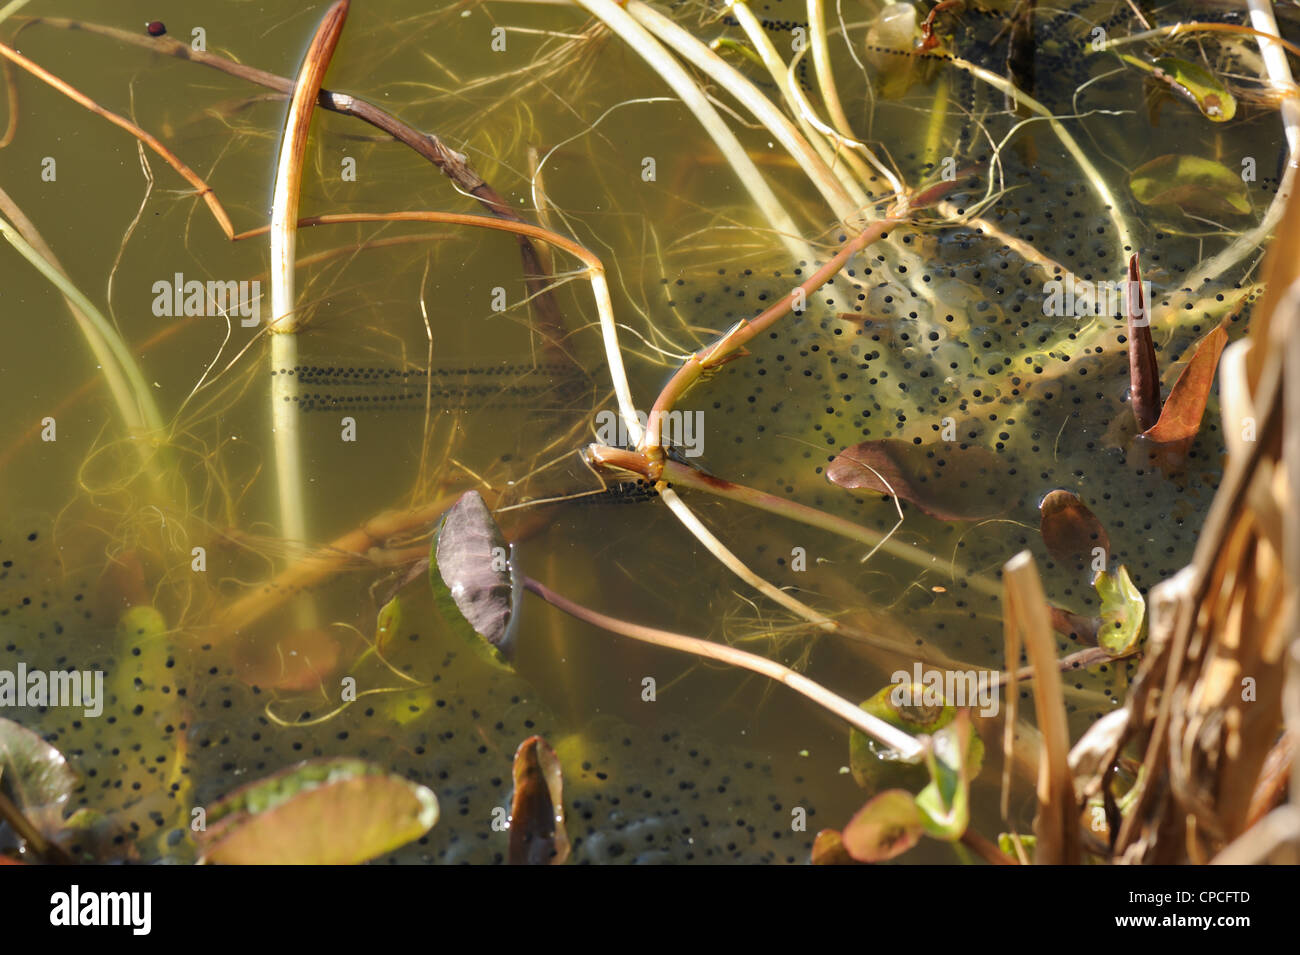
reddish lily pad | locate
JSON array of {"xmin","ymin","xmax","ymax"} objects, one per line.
[
  {"xmin": 1039, "ymin": 490, "xmax": 1110, "ymax": 572},
  {"xmin": 826, "ymin": 439, "xmax": 1007, "ymax": 520},
  {"xmin": 841, "ymin": 789, "xmax": 925, "ymax": 862},
  {"xmin": 508, "ymin": 735, "xmax": 569, "ymax": 865}
]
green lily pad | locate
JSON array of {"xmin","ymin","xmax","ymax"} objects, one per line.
[
  {"xmin": 1095, "ymin": 565, "xmax": 1147, "ymax": 656},
  {"xmin": 1129, "ymin": 154, "xmax": 1250, "ymax": 219},
  {"xmin": 849, "ymin": 683, "xmax": 984, "ymax": 790},
  {"xmin": 198, "ymin": 758, "xmax": 438, "ymax": 865}
]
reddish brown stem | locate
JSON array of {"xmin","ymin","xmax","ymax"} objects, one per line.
[
  {"xmin": 1126, "ymin": 253, "xmax": 1162, "ymax": 432},
  {"xmin": 643, "ymin": 219, "xmax": 899, "ymax": 467}
]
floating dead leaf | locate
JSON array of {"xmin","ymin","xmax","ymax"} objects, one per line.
[
  {"xmin": 198, "ymin": 758, "xmax": 438, "ymax": 865},
  {"xmin": 1039, "ymin": 490, "xmax": 1110, "ymax": 572},
  {"xmin": 841, "ymin": 789, "xmax": 925, "ymax": 862},
  {"xmin": 508, "ymin": 735, "xmax": 569, "ymax": 865},
  {"xmin": 826, "ymin": 439, "xmax": 1007, "ymax": 520},
  {"xmin": 1142, "ymin": 323, "xmax": 1229, "ymax": 446},
  {"xmin": 1129, "ymin": 154, "xmax": 1251, "ymax": 219}
]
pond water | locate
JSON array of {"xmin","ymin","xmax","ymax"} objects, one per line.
[{"xmin": 0, "ymin": 0, "xmax": 1285, "ymax": 863}]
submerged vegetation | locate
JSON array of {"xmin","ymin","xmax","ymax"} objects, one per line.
[{"xmin": 0, "ymin": 0, "xmax": 1297, "ymax": 866}]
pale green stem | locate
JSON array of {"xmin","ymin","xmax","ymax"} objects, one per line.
[
  {"xmin": 569, "ymin": 0, "xmax": 817, "ymax": 267},
  {"xmin": 624, "ymin": 0, "xmax": 860, "ymax": 225},
  {"xmin": 805, "ymin": 0, "xmax": 904, "ymax": 196},
  {"xmin": 727, "ymin": 0, "xmax": 874, "ymax": 206},
  {"xmin": 0, "ymin": 215, "xmax": 164, "ymax": 437}
]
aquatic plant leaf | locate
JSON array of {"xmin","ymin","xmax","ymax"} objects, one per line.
[
  {"xmin": 508, "ymin": 735, "xmax": 569, "ymax": 865},
  {"xmin": 914, "ymin": 712, "xmax": 974, "ymax": 840},
  {"xmin": 1095, "ymin": 565, "xmax": 1146, "ymax": 656},
  {"xmin": 198, "ymin": 758, "xmax": 438, "ymax": 865},
  {"xmin": 1129, "ymin": 154, "xmax": 1251, "ymax": 218},
  {"xmin": 375, "ymin": 595, "xmax": 404, "ymax": 653},
  {"xmin": 1121, "ymin": 54, "xmax": 1236, "ymax": 122},
  {"xmin": 0, "ymin": 717, "xmax": 77, "ymax": 813},
  {"xmin": 1143, "ymin": 323, "xmax": 1229, "ymax": 445},
  {"xmin": 810, "ymin": 828, "xmax": 861, "ymax": 865},
  {"xmin": 826, "ymin": 439, "xmax": 1006, "ymax": 520},
  {"xmin": 1039, "ymin": 490, "xmax": 1109, "ymax": 572},
  {"xmin": 430, "ymin": 490, "xmax": 519, "ymax": 667},
  {"xmin": 849, "ymin": 684, "xmax": 983, "ymax": 790},
  {"xmin": 849, "ymin": 684, "xmax": 952, "ymax": 788},
  {"xmin": 841, "ymin": 789, "xmax": 925, "ymax": 862}
]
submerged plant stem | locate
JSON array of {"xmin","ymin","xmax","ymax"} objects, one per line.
[
  {"xmin": 587, "ymin": 444, "xmax": 1002, "ymax": 598},
  {"xmin": 626, "ymin": 0, "xmax": 860, "ymax": 225},
  {"xmin": 566, "ymin": 0, "xmax": 815, "ymax": 267},
  {"xmin": 0, "ymin": 209, "xmax": 163, "ymax": 438},
  {"xmin": 522, "ymin": 575, "xmax": 924, "ymax": 759},
  {"xmin": 0, "ymin": 39, "xmax": 235, "ymax": 238},
  {"xmin": 266, "ymin": 0, "xmax": 350, "ymax": 627},
  {"xmin": 644, "ymin": 218, "xmax": 899, "ymax": 460}
]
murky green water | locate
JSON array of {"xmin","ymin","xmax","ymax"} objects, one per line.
[{"xmin": 0, "ymin": 0, "xmax": 1285, "ymax": 862}]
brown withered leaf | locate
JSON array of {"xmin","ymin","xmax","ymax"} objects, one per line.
[
  {"xmin": 1142, "ymin": 322, "xmax": 1229, "ymax": 446},
  {"xmin": 1039, "ymin": 490, "xmax": 1110, "ymax": 572},
  {"xmin": 826, "ymin": 439, "xmax": 1007, "ymax": 520},
  {"xmin": 508, "ymin": 735, "xmax": 569, "ymax": 865}
]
